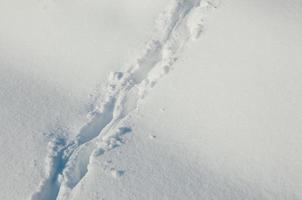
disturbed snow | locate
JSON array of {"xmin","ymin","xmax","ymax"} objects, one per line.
[{"xmin": 30, "ymin": 1, "xmax": 217, "ymax": 199}]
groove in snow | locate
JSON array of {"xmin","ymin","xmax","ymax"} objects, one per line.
[{"xmin": 30, "ymin": 0, "xmax": 217, "ymax": 199}]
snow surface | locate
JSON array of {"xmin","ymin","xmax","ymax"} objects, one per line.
[{"xmin": 1, "ymin": 0, "xmax": 302, "ymax": 200}]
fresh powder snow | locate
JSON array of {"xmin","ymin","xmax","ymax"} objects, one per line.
[{"xmin": 1, "ymin": 0, "xmax": 302, "ymax": 200}]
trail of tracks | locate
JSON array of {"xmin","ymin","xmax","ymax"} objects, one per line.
[{"xmin": 30, "ymin": 1, "xmax": 217, "ymax": 199}]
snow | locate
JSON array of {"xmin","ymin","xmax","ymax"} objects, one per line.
[
  {"xmin": 1, "ymin": 0, "xmax": 302, "ymax": 200},
  {"xmin": 0, "ymin": 0, "xmax": 168, "ymax": 199}
]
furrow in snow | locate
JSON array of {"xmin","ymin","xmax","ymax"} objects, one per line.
[{"xmin": 30, "ymin": 0, "xmax": 217, "ymax": 199}]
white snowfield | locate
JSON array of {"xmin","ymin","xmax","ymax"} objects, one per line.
[{"xmin": 1, "ymin": 0, "xmax": 302, "ymax": 200}]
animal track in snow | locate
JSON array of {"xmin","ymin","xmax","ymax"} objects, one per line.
[
  {"xmin": 110, "ymin": 168, "xmax": 125, "ymax": 178},
  {"xmin": 30, "ymin": 1, "xmax": 217, "ymax": 199}
]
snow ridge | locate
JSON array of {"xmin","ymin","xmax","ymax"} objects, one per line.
[{"xmin": 30, "ymin": 0, "xmax": 217, "ymax": 199}]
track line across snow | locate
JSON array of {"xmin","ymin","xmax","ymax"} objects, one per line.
[{"xmin": 30, "ymin": 0, "xmax": 217, "ymax": 199}]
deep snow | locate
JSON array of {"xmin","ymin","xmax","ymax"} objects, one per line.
[{"xmin": 1, "ymin": 0, "xmax": 302, "ymax": 200}]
